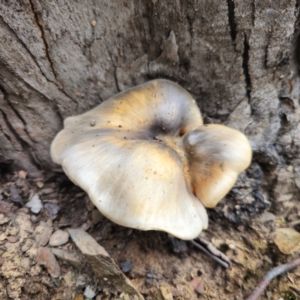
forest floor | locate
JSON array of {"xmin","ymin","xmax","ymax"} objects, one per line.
[{"xmin": 0, "ymin": 170, "xmax": 300, "ymax": 300}]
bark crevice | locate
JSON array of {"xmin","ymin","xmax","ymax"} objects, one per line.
[
  {"xmin": 0, "ymin": 105, "xmax": 38, "ymax": 170},
  {"xmin": 242, "ymin": 34, "xmax": 251, "ymax": 101},
  {"xmin": 0, "ymin": 111, "xmax": 17, "ymax": 151},
  {"xmin": 28, "ymin": 0, "xmax": 78, "ymax": 106},
  {"xmin": 251, "ymin": 0, "xmax": 256, "ymax": 27},
  {"xmin": 0, "ymin": 15, "xmax": 49, "ymax": 82},
  {"xmin": 101, "ymin": 37, "xmax": 120, "ymax": 93},
  {"xmin": 28, "ymin": 0, "xmax": 57, "ymax": 81},
  {"xmin": 0, "ymin": 84, "xmax": 34, "ymax": 147},
  {"xmin": 186, "ymin": 15, "xmax": 194, "ymax": 64},
  {"xmin": 226, "ymin": 0, "xmax": 237, "ymax": 44}
]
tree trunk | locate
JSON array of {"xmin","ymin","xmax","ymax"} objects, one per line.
[{"xmin": 0, "ymin": 0, "xmax": 299, "ymax": 218}]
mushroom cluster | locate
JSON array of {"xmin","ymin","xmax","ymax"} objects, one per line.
[{"xmin": 51, "ymin": 80, "xmax": 252, "ymax": 240}]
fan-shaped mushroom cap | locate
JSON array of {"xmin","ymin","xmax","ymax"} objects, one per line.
[
  {"xmin": 51, "ymin": 80, "xmax": 208, "ymax": 240},
  {"xmin": 51, "ymin": 80, "xmax": 252, "ymax": 239}
]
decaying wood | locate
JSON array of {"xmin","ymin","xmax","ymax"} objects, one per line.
[{"xmin": 68, "ymin": 228, "xmax": 144, "ymax": 299}]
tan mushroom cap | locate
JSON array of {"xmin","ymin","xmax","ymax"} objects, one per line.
[
  {"xmin": 51, "ymin": 80, "xmax": 209, "ymax": 240},
  {"xmin": 182, "ymin": 124, "xmax": 252, "ymax": 208},
  {"xmin": 51, "ymin": 80, "xmax": 252, "ymax": 239}
]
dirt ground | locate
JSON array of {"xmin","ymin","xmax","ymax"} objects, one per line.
[{"xmin": 0, "ymin": 169, "xmax": 300, "ymax": 300}]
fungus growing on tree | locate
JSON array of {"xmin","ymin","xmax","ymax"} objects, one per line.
[{"xmin": 51, "ymin": 79, "xmax": 252, "ymax": 240}]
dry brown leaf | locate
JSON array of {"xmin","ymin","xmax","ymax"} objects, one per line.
[
  {"xmin": 274, "ymin": 228, "xmax": 300, "ymax": 254},
  {"xmin": 190, "ymin": 277, "xmax": 205, "ymax": 295}
]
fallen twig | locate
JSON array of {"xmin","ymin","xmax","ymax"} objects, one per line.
[
  {"xmin": 290, "ymin": 286, "xmax": 300, "ymax": 295},
  {"xmin": 241, "ymin": 235, "xmax": 256, "ymax": 250},
  {"xmin": 190, "ymin": 239, "xmax": 231, "ymax": 269},
  {"xmin": 245, "ymin": 258, "xmax": 300, "ymax": 300},
  {"xmin": 198, "ymin": 237, "xmax": 232, "ymax": 267},
  {"xmin": 287, "ymin": 219, "xmax": 300, "ymax": 227}
]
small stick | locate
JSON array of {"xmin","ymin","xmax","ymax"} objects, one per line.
[
  {"xmin": 245, "ymin": 258, "xmax": 300, "ymax": 300},
  {"xmin": 190, "ymin": 240, "xmax": 230, "ymax": 269},
  {"xmin": 197, "ymin": 236, "xmax": 232, "ymax": 267},
  {"xmin": 287, "ymin": 219, "xmax": 300, "ymax": 227},
  {"xmin": 290, "ymin": 286, "xmax": 300, "ymax": 295}
]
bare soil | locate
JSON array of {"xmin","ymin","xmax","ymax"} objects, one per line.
[{"xmin": 0, "ymin": 170, "xmax": 300, "ymax": 300}]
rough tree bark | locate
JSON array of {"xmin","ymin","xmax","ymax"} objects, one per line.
[{"xmin": 0, "ymin": 0, "xmax": 299, "ymax": 220}]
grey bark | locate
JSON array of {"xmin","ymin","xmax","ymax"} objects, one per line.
[{"xmin": 0, "ymin": 0, "xmax": 299, "ymax": 219}]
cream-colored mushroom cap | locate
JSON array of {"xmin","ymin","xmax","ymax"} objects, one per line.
[{"xmin": 51, "ymin": 79, "xmax": 252, "ymax": 240}]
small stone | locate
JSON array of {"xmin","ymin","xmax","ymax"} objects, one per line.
[
  {"xmin": 7, "ymin": 236, "xmax": 18, "ymax": 243},
  {"xmin": 91, "ymin": 20, "xmax": 96, "ymax": 27},
  {"xmin": 119, "ymin": 293, "xmax": 130, "ymax": 300},
  {"xmin": 21, "ymin": 257, "xmax": 31, "ymax": 271},
  {"xmin": 58, "ymin": 216, "xmax": 67, "ymax": 224},
  {"xmin": 190, "ymin": 277, "xmax": 205, "ymax": 295},
  {"xmin": 44, "ymin": 203, "xmax": 60, "ymax": 220},
  {"xmin": 121, "ymin": 259, "xmax": 133, "ymax": 273},
  {"xmin": 274, "ymin": 228, "xmax": 300, "ymax": 254},
  {"xmin": 31, "ymin": 215, "xmax": 39, "ymax": 223},
  {"xmin": 51, "ymin": 248, "xmax": 81, "ymax": 267},
  {"xmin": 0, "ymin": 200, "xmax": 13, "ymax": 217},
  {"xmin": 85, "ymin": 196, "xmax": 94, "ymax": 211},
  {"xmin": 5, "ymin": 241, "xmax": 20, "ymax": 252},
  {"xmin": 27, "ymin": 245, "xmax": 38, "ymax": 259},
  {"xmin": 0, "ymin": 214, "xmax": 10, "ymax": 225},
  {"xmin": 63, "ymin": 270, "xmax": 74, "ymax": 286},
  {"xmin": 22, "ymin": 239, "xmax": 33, "ymax": 252},
  {"xmin": 18, "ymin": 170, "xmax": 27, "ymax": 179},
  {"xmin": 170, "ymin": 287, "xmax": 182, "ymax": 297},
  {"xmin": 26, "ymin": 194, "xmax": 43, "ymax": 214},
  {"xmin": 75, "ymin": 192, "xmax": 85, "ymax": 198},
  {"xmin": 160, "ymin": 286, "xmax": 173, "ymax": 300},
  {"xmin": 30, "ymin": 264, "xmax": 42, "ymax": 276},
  {"xmin": 15, "ymin": 212, "xmax": 33, "ymax": 242},
  {"xmin": 81, "ymin": 222, "xmax": 91, "ymax": 231},
  {"xmin": 256, "ymin": 211, "xmax": 276, "ymax": 223},
  {"xmin": 9, "ymin": 184, "xmax": 23, "ymax": 205},
  {"xmin": 7, "ymin": 277, "xmax": 26, "ymax": 298},
  {"xmin": 44, "ymin": 192, "xmax": 58, "ymax": 199},
  {"xmin": 36, "ymin": 181, "xmax": 44, "ymax": 189},
  {"xmin": 0, "ymin": 233, "xmax": 7, "ymax": 241},
  {"xmin": 35, "ymin": 225, "xmax": 45, "ymax": 234},
  {"xmin": 92, "ymin": 209, "xmax": 105, "ymax": 225},
  {"xmin": 36, "ymin": 226, "xmax": 53, "ymax": 246},
  {"xmin": 40, "ymin": 188, "xmax": 55, "ymax": 195},
  {"xmin": 6, "ymin": 226, "xmax": 19, "ymax": 236},
  {"xmin": 76, "ymin": 275, "xmax": 87, "ymax": 288},
  {"xmin": 145, "ymin": 278, "xmax": 153, "ymax": 287},
  {"xmin": 49, "ymin": 230, "xmax": 69, "ymax": 246},
  {"xmin": 84, "ymin": 285, "xmax": 96, "ymax": 299},
  {"xmin": 36, "ymin": 247, "xmax": 61, "ymax": 278}
]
